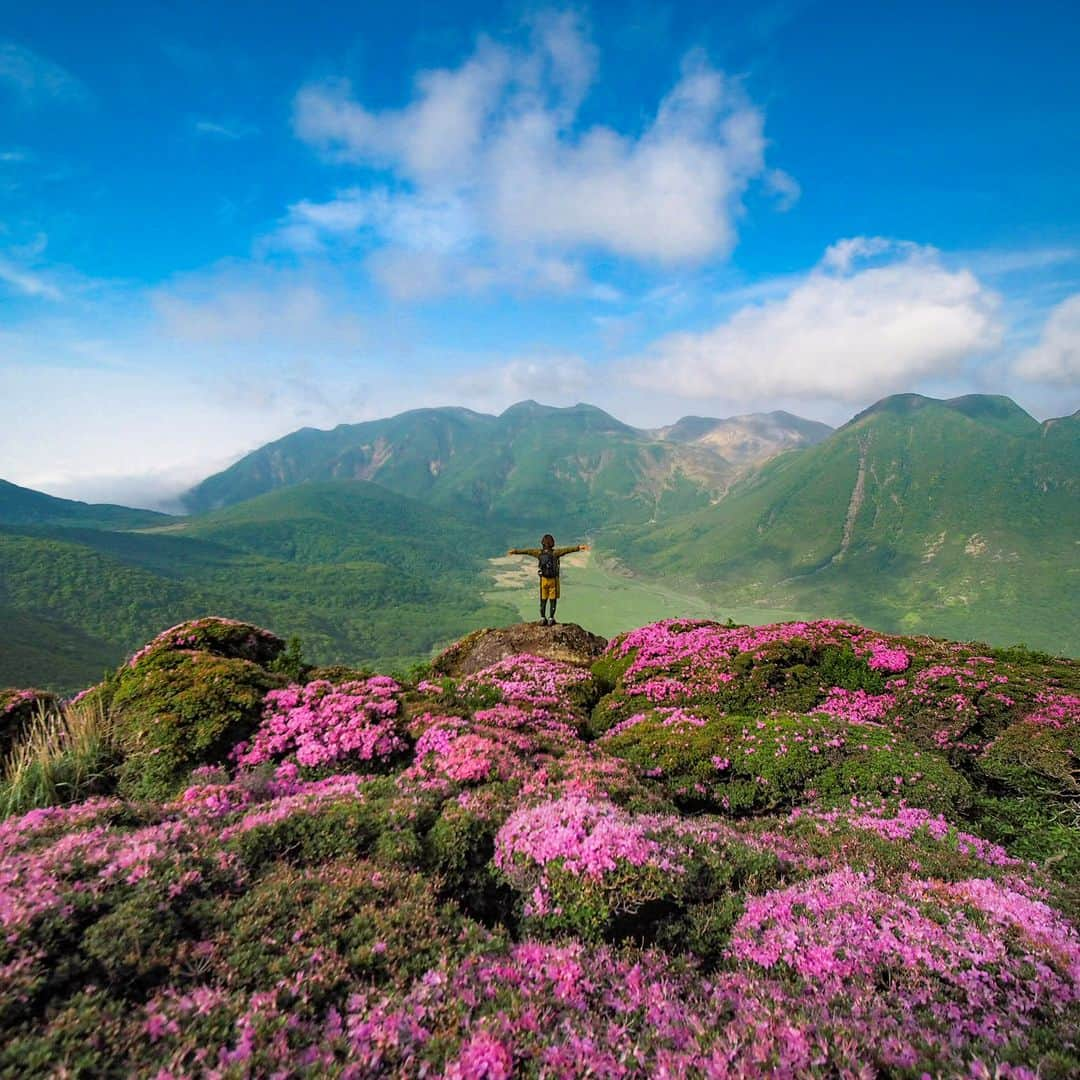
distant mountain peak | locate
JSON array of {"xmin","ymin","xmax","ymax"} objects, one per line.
[{"xmin": 845, "ymin": 392, "xmax": 1037, "ymax": 435}]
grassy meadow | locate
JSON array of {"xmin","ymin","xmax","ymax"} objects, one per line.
[{"xmin": 486, "ymin": 551, "xmax": 808, "ymax": 639}]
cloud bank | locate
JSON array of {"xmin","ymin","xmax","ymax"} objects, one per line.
[{"xmin": 625, "ymin": 238, "xmax": 1003, "ymax": 403}]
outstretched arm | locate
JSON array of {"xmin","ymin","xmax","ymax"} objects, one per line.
[
  {"xmin": 507, "ymin": 547, "xmax": 542, "ymax": 557},
  {"xmin": 553, "ymin": 544, "xmax": 590, "ymax": 557}
]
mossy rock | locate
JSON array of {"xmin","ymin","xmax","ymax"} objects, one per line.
[
  {"xmin": 127, "ymin": 617, "xmax": 285, "ymax": 671},
  {"xmin": 0, "ymin": 688, "xmax": 58, "ymax": 758},
  {"xmin": 111, "ymin": 652, "xmax": 287, "ymax": 800}
]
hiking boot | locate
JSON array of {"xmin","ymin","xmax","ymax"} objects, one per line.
[{"xmin": 548, "ymin": 617, "xmax": 557, "ymax": 625}]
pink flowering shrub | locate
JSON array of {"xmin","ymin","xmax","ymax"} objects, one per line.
[
  {"xmin": 866, "ymin": 643, "xmax": 911, "ymax": 672},
  {"xmin": 729, "ymin": 868, "xmax": 1080, "ymax": 1068},
  {"xmin": 459, "ymin": 654, "xmax": 598, "ymax": 714},
  {"xmin": 1, "ymin": 615, "xmax": 1078, "ymax": 1077},
  {"xmin": 602, "ymin": 710, "xmax": 972, "ymax": 816},
  {"xmin": 493, "ymin": 795, "xmax": 778, "ymax": 939},
  {"xmin": 232, "ymin": 677, "xmax": 406, "ymax": 771}
]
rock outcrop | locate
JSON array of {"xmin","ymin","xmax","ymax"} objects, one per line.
[{"xmin": 431, "ymin": 621, "xmax": 608, "ymax": 677}]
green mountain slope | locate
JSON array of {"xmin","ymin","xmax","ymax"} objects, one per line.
[
  {"xmin": 604, "ymin": 394, "xmax": 1080, "ymax": 654},
  {"xmin": 0, "ymin": 483, "xmax": 517, "ymax": 692},
  {"xmin": 0, "ymin": 478, "xmax": 173, "ymax": 530},
  {"xmin": 182, "ymin": 402, "xmax": 830, "ymax": 533}
]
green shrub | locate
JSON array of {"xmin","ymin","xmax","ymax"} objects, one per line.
[
  {"xmin": 971, "ymin": 792, "xmax": 1080, "ymax": 895},
  {"xmin": 111, "ymin": 652, "xmax": 286, "ymax": 801},
  {"xmin": 426, "ymin": 786, "xmax": 517, "ymax": 920},
  {"xmin": 267, "ymin": 635, "xmax": 309, "ymax": 682},
  {"xmin": 653, "ymin": 894, "xmax": 747, "ymax": 970},
  {"xmin": 305, "ymin": 663, "xmax": 376, "ymax": 684},
  {"xmin": 217, "ymin": 860, "xmax": 499, "ymax": 1002},
  {"xmin": 0, "ymin": 988, "xmax": 133, "ymax": 1079},
  {"xmin": 513, "ymin": 831, "xmax": 780, "ymax": 944},
  {"xmin": 584, "ymin": 690, "xmax": 639, "ymax": 738},
  {"xmin": 225, "ymin": 793, "xmax": 392, "ymax": 869},
  {"xmin": 815, "ymin": 741, "xmax": 973, "ymax": 815},
  {"xmin": 977, "ymin": 721, "xmax": 1080, "ymax": 797},
  {"xmin": 603, "ymin": 713, "xmax": 971, "ymax": 817},
  {"xmin": 590, "ymin": 651, "xmax": 635, "ymax": 695}
]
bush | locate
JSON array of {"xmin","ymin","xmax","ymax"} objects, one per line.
[
  {"xmin": 493, "ymin": 796, "xmax": 781, "ymax": 942},
  {"xmin": 111, "ymin": 652, "xmax": 286, "ymax": 801},
  {"xmin": 217, "ymin": 860, "xmax": 500, "ymax": 1003},
  {"xmin": 267, "ymin": 635, "xmax": 309, "ymax": 682},
  {"xmin": 977, "ymin": 720, "xmax": 1080, "ymax": 797},
  {"xmin": 602, "ymin": 712, "xmax": 971, "ymax": 817},
  {"xmin": 426, "ymin": 785, "xmax": 517, "ymax": 920},
  {"xmin": 225, "ymin": 790, "xmax": 394, "ymax": 869}
]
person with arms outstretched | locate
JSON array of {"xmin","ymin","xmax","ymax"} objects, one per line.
[{"xmin": 507, "ymin": 534, "xmax": 590, "ymax": 625}]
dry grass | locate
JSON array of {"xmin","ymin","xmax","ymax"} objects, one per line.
[{"xmin": 0, "ymin": 696, "xmax": 117, "ymax": 816}]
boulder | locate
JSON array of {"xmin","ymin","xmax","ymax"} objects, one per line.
[{"xmin": 431, "ymin": 622, "xmax": 608, "ymax": 678}]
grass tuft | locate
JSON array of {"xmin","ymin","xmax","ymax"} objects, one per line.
[{"xmin": 0, "ymin": 697, "xmax": 117, "ymax": 817}]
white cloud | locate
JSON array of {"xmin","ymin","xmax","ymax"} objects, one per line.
[
  {"xmin": 192, "ymin": 118, "xmax": 259, "ymax": 140},
  {"xmin": 1014, "ymin": 294, "xmax": 1080, "ymax": 384},
  {"xmin": 0, "ymin": 40, "xmax": 90, "ymax": 108},
  {"xmin": 290, "ymin": 16, "xmax": 785, "ymax": 293},
  {"xmin": 764, "ymin": 168, "xmax": 800, "ymax": 211},
  {"xmin": 447, "ymin": 353, "xmax": 591, "ymax": 405},
  {"xmin": 0, "ymin": 255, "xmax": 63, "ymax": 300},
  {"xmin": 626, "ymin": 238, "xmax": 1003, "ymax": 402},
  {"xmin": 278, "ymin": 187, "xmax": 475, "ymax": 255},
  {"xmin": 152, "ymin": 272, "xmax": 365, "ymax": 349}
]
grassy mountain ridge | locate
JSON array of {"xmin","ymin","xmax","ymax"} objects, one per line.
[
  {"xmin": 605, "ymin": 394, "xmax": 1079, "ymax": 653},
  {"xmin": 0, "ymin": 478, "xmax": 172, "ymax": 530},
  {"xmin": 3, "ymin": 392, "xmax": 1076, "ymax": 690}
]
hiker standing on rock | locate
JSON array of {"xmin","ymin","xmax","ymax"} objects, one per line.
[{"xmin": 507, "ymin": 534, "xmax": 590, "ymax": 626}]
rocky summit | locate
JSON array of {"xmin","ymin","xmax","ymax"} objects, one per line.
[
  {"xmin": 430, "ymin": 621, "xmax": 608, "ymax": 677},
  {"xmin": 0, "ymin": 614, "xmax": 1078, "ymax": 1077}
]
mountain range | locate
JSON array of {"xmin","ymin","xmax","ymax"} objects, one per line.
[
  {"xmin": 2, "ymin": 393, "xmax": 1077, "ymax": 691},
  {"xmin": 182, "ymin": 402, "xmax": 833, "ymax": 530}
]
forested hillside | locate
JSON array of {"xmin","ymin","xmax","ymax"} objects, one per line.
[{"xmin": 0, "ymin": 482, "xmax": 517, "ymax": 691}]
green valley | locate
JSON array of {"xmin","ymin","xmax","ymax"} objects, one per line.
[
  {"xmin": 0, "ymin": 481, "xmax": 518, "ymax": 692},
  {"xmin": 487, "ymin": 550, "xmax": 808, "ymax": 637}
]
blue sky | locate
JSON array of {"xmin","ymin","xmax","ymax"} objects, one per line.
[{"xmin": 1, "ymin": 0, "xmax": 1078, "ymax": 507}]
